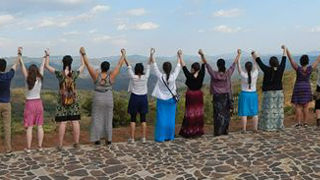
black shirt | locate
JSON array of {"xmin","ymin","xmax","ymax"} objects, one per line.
[
  {"xmin": 256, "ymin": 56, "xmax": 286, "ymax": 91},
  {"xmin": 182, "ymin": 64, "xmax": 205, "ymax": 90}
]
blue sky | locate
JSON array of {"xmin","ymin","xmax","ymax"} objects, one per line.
[{"xmin": 0, "ymin": 0, "xmax": 319, "ymax": 57}]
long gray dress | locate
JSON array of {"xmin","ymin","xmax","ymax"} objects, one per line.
[{"xmin": 90, "ymin": 74, "xmax": 113, "ymax": 142}]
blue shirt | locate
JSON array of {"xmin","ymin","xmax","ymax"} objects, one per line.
[{"xmin": 0, "ymin": 69, "xmax": 15, "ymax": 103}]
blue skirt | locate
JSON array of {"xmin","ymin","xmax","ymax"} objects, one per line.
[
  {"xmin": 128, "ymin": 93, "xmax": 148, "ymax": 114},
  {"xmin": 155, "ymin": 98, "xmax": 176, "ymax": 142},
  {"xmin": 238, "ymin": 91, "xmax": 258, "ymax": 116}
]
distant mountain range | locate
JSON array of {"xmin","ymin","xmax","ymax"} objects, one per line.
[{"xmin": 3, "ymin": 53, "xmax": 319, "ymax": 91}]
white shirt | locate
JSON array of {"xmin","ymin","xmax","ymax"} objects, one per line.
[
  {"xmin": 127, "ymin": 64, "xmax": 150, "ymax": 95},
  {"xmin": 240, "ymin": 69, "xmax": 259, "ymax": 92},
  {"xmin": 151, "ymin": 62, "xmax": 181, "ymax": 100},
  {"xmin": 25, "ymin": 63, "xmax": 44, "ymax": 100}
]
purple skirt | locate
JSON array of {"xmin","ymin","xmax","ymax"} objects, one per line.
[{"xmin": 291, "ymin": 81, "xmax": 312, "ymax": 105}]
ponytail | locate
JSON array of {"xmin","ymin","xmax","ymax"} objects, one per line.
[
  {"xmin": 163, "ymin": 62, "xmax": 172, "ymax": 84},
  {"xmin": 247, "ymin": 71, "xmax": 252, "ymax": 89},
  {"xmin": 245, "ymin": 62, "xmax": 253, "ymax": 89},
  {"xmin": 269, "ymin": 56, "xmax": 279, "ymax": 83}
]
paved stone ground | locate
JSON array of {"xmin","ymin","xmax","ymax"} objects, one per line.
[{"xmin": 1, "ymin": 127, "xmax": 320, "ymax": 180}]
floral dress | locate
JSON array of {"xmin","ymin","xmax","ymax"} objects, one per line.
[{"xmin": 54, "ymin": 71, "xmax": 81, "ymax": 122}]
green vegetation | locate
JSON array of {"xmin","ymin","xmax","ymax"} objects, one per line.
[{"xmin": 2, "ymin": 69, "xmax": 315, "ymax": 135}]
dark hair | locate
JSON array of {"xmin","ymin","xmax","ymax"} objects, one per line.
[
  {"xmin": 134, "ymin": 63, "xmax": 145, "ymax": 75},
  {"xmin": 62, "ymin": 55, "xmax": 73, "ymax": 77},
  {"xmin": 0, "ymin": 58, "xmax": 7, "ymax": 72},
  {"xmin": 101, "ymin": 61, "xmax": 110, "ymax": 72},
  {"xmin": 27, "ymin": 64, "xmax": 43, "ymax": 90},
  {"xmin": 269, "ymin": 56, "xmax": 279, "ymax": 82},
  {"xmin": 300, "ymin": 55, "xmax": 309, "ymax": 66},
  {"xmin": 217, "ymin": 59, "xmax": 226, "ymax": 73},
  {"xmin": 163, "ymin": 61, "xmax": 172, "ymax": 83},
  {"xmin": 191, "ymin": 62, "xmax": 200, "ymax": 74},
  {"xmin": 245, "ymin": 62, "xmax": 253, "ymax": 89}
]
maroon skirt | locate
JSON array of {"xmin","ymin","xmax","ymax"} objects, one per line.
[{"xmin": 179, "ymin": 90, "xmax": 204, "ymax": 138}]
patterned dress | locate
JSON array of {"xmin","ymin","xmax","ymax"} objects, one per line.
[
  {"xmin": 291, "ymin": 66, "xmax": 313, "ymax": 105},
  {"xmin": 259, "ymin": 90, "xmax": 284, "ymax": 131},
  {"xmin": 55, "ymin": 71, "xmax": 81, "ymax": 122}
]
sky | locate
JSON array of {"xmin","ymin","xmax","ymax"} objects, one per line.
[{"xmin": 0, "ymin": 0, "xmax": 320, "ymax": 58}]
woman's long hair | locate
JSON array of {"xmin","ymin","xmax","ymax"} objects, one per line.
[
  {"xmin": 191, "ymin": 62, "xmax": 200, "ymax": 75},
  {"xmin": 217, "ymin": 59, "xmax": 226, "ymax": 73},
  {"xmin": 163, "ymin": 62, "xmax": 172, "ymax": 84},
  {"xmin": 300, "ymin": 55, "xmax": 309, "ymax": 66},
  {"xmin": 269, "ymin": 56, "xmax": 280, "ymax": 82},
  {"xmin": 27, "ymin": 64, "xmax": 43, "ymax": 90},
  {"xmin": 245, "ymin": 62, "xmax": 253, "ymax": 89},
  {"xmin": 62, "ymin": 55, "xmax": 73, "ymax": 77},
  {"xmin": 101, "ymin": 61, "xmax": 110, "ymax": 73},
  {"xmin": 135, "ymin": 63, "xmax": 145, "ymax": 76}
]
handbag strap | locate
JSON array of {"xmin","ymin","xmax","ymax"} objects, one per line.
[{"xmin": 161, "ymin": 76, "xmax": 176, "ymax": 98}]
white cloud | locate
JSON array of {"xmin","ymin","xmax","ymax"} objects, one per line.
[
  {"xmin": 133, "ymin": 22, "xmax": 159, "ymax": 30},
  {"xmin": 125, "ymin": 8, "xmax": 147, "ymax": 16},
  {"xmin": 117, "ymin": 24, "xmax": 127, "ymax": 31},
  {"xmin": 56, "ymin": 0, "xmax": 86, "ymax": 4},
  {"xmin": 213, "ymin": 25, "xmax": 242, "ymax": 33},
  {"xmin": 310, "ymin": 26, "xmax": 320, "ymax": 32},
  {"xmin": 0, "ymin": 15, "xmax": 15, "ymax": 26},
  {"xmin": 213, "ymin": 8, "xmax": 243, "ymax": 18},
  {"xmin": 63, "ymin": 31, "xmax": 80, "ymax": 35},
  {"xmin": 93, "ymin": 35, "xmax": 112, "ymax": 43},
  {"xmin": 89, "ymin": 29, "xmax": 97, "ymax": 34},
  {"xmin": 92, "ymin": 35, "xmax": 127, "ymax": 46},
  {"xmin": 91, "ymin": 5, "xmax": 110, "ymax": 14},
  {"xmin": 26, "ymin": 4, "xmax": 110, "ymax": 29}
]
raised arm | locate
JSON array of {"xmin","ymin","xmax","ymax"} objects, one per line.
[
  {"xmin": 251, "ymin": 51, "xmax": 267, "ymax": 72},
  {"xmin": 236, "ymin": 49, "xmax": 243, "ymax": 74},
  {"xmin": 11, "ymin": 47, "xmax": 21, "ymax": 71},
  {"xmin": 150, "ymin": 48, "xmax": 162, "ymax": 78},
  {"xmin": 110, "ymin": 49, "xmax": 125, "ymax": 83},
  {"xmin": 18, "ymin": 47, "xmax": 27, "ymax": 78},
  {"xmin": 286, "ymin": 47, "xmax": 298, "ymax": 70},
  {"xmin": 172, "ymin": 50, "xmax": 182, "ymax": 80},
  {"xmin": 124, "ymin": 54, "xmax": 135, "ymax": 79},
  {"xmin": 80, "ymin": 47, "xmax": 98, "ymax": 82},
  {"xmin": 78, "ymin": 57, "xmax": 85, "ymax": 74},
  {"xmin": 198, "ymin": 49, "xmax": 207, "ymax": 64},
  {"xmin": 312, "ymin": 52, "xmax": 320, "ymax": 69},
  {"xmin": 178, "ymin": 49, "xmax": 186, "ymax": 67},
  {"xmin": 279, "ymin": 45, "xmax": 287, "ymax": 71},
  {"xmin": 44, "ymin": 49, "xmax": 56, "ymax": 73}
]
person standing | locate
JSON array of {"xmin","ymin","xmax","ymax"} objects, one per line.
[
  {"xmin": 287, "ymin": 47, "xmax": 320, "ymax": 128},
  {"xmin": 0, "ymin": 47, "xmax": 20, "ymax": 154},
  {"xmin": 19, "ymin": 48, "xmax": 46, "ymax": 153},
  {"xmin": 205, "ymin": 49, "xmax": 239, "ymax": 136},
  {"xmin": 45, "ymin": 49, "xmax": 85, "ymax": 150},
  {"xmin": 236, "ymin": 49, "xmax": 259, "ymax": 133},
  {"xmin": 252, "ymin": 46, "xmax": 287, "ymax": 131},
  {"xmin": 124, "ymin": 50, "xmax": 150, "ymax": 144},
  {"xmin": 151, "ymin": 48, "xmax": 181, "ymax": 142},
  {"xmin": 179, "ymin": 50, "xmax": 206, "ymax": 138},
  {"xmin": 81, "ymin": 47, "xmax": 125, "ymax": 145}
]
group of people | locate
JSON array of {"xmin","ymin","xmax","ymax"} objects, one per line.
[{"xmin": 1, "ymin": 45, "xmax": 320, "ymax": 154}]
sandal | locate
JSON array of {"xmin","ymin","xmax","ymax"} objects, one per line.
[
  {"xmin": 303, "ymin": 123, "xmax": 308, "ymax": 128},
  {"xmin": 24, "ymin": 148, "xmax": 31, "ymax": 154},
  {"xmin": 295, "ymin": 123, "xmax": 302, "ymax": 128}
]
